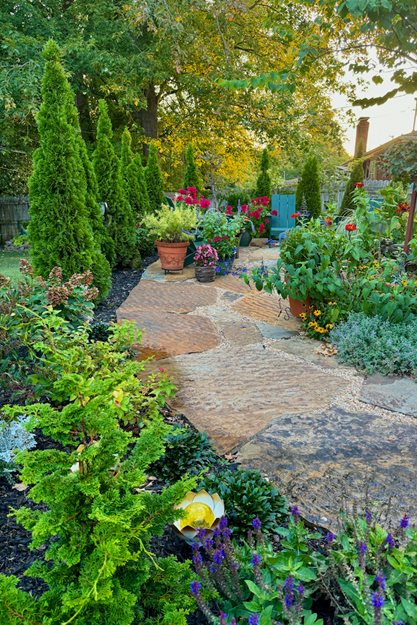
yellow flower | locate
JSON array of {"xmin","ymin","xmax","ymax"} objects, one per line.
[
  {"xmin": 414, "ymin": 281, "xmax": 417, "ymax": 285},
  {"xmin": 308, "ymin": 321, "xmax": 317, "ymax": 328},
  {"xmin": 299, "ymin": 312, "xmax": 307, "ymax": 320},
  {"xmin": 373, "ymin": 261, "xmax": 380, "ymax": 267},
  {"xmin": 328, "ymin": 301, "xmax": 336, "ymax": 306},
  {"xmin": 402, "ymin": 280, "xmax": 408, "ymax": 286},
  {"xmin": 313, "ymin": 309, "xmax": 321, "ymax": 317},
  {"xmin": 326, "ymin": 323, "xmax": 334, "ymax": 329}
]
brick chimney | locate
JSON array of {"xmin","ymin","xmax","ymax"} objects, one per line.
[{"xmin": 354, "ymin": 117, "xmax": 369, "ymax": 157}]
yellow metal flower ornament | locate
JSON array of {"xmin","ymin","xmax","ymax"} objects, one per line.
[{"xmin": 173, "ymin": 490, "xmax": 225, "ymax": 542}]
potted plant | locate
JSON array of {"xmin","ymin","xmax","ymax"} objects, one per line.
[
  {"xmin": 175, "ymin": 186, "xmax": 211, "ymax": 266},
  {"xmin": 194, "ymin": 244, "xmax": 218, "ymax": 282},
  {"xmin": 199, "ymin": 211, "xmax": 242, "ymax": 275},
  {"xmin": 143, "ymin": 204, "xmax": 197, "ymax": 271}
]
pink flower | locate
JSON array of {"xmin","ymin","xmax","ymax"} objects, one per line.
[
  {"xmin": 241, "ymin": 204, "xmax": 248, "ymax": 212},
  {"xmin": 265, "ymin": 218, "xmax": 269, "ymax": 224},
  {"xmin": 176, "ymin": 195, "xmax": 184, "ymax": 202},
  {"xmin": 184, "ymin": 196, "xmax": 193, "ymax": 205},
  {"xmin": 271, "ymin": 209, "xmax": 278, "ymax": 216},
  {"xmin": 187, "ymin": 186, "xmax": 197, "ymax": 194},
  {"xmin": 199, "ymin": 198, "xmax": 210, "ymax": 208},
  {"xmin": 225, "ymin": 205, "xmax": 233, "ymax": 215},
  {"xmin": 259, "ymin": 223, "xmax": 265, "ymax": 234},
  {"xmin": 177, "ymin": 189, "xmax": 187, "ymax": 195}
]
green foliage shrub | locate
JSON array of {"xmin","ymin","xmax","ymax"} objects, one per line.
[
  {"xmin": 143, "ymin": 205, "xmax": 196, "ymax": 243},
  {"xmin": 93, "ymin": 101, "xmax": 138, "ymax": 267},
  {"xmin": 255, "ymin": 148, "xmax": 272, "ymax": 199},
  {"xmin": 136, "ymin": 226, "xmax": 156, "ymax": 257},
  {"xmin": 0, "ymin": 317, "xmax": 196, "ymax": 625},
  {"xmin": 296, "ymin": 156, "xmax": 321, "ymax": 217},
  {"xmin": 330, "ymin": 313, "xmax": 417, "ymax": 377},
  {"xmin": 145, "ymin": 142, "xmax": 165, "ymax": 213},
  {"xmin": 183, "ymin": 144, "xmax": 202, "ymax": 192},
  {"xmin": 199, "ymin": 467, "xmax": 287, "ymax": 537},
  {"xmin": 121, "ymin": 128, "xmax": 150, "ymax": 219},
  {"xmin": 150, "ymin": 425, "xmax": 223, "ymax": 484},
  {"xmin": 28, "ymin": 41, "xmax": 109, "ymax": 295},
  {"xmin": 0, "ymin": 261, "xmax": 98, "ymax": 396},
  {"xmin": 340, "ymin": 159, "xmax": 365, "ymax": 215}
]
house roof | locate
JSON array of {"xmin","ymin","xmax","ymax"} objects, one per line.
[{"xmin": 345, "ymin": 130, "xmax": 417, "ymax": 164}]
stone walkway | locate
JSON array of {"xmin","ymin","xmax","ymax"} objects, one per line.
[{"xmin": 117, "ymin": 246, "xmax": 417, "ymax": 528}]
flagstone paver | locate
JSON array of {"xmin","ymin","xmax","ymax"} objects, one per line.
[
  {"xmin": 117, "ymin": 243, "xmax": 417, "ymax": 526},
  {"xmin": 360, "ymin": 375, "xmax": 417, "ymax": 417},
  {"xmin": 237, "ymin": 406, "xmax": 417, "ymax": 526},
  {"xmin": 157, "ymin": 344, "xmax": 346, "ymax": 453}
]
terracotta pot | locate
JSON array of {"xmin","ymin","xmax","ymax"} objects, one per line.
[
  {"xmin": 195, "ymin": 266, "xmax": 216, "ymax": 282},
  {"xmin": 288, "ymin": 295, "xmax": 311, "ymax": 318},
  {"xmin": 156, "ymin": 240, "xmax": 189, "ymax": 271}
]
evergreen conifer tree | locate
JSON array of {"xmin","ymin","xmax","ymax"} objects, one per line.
[
  {"xmin": 296, "ymin": 156, "xmax": 321, "ymax": 218},
  {"xmin": 340, "ymin": 159, "xmax": 365, "ymax": 215},
  {"xmin": 120, "ymin": 128, "xmax": 150, "ymax": 219},
  {"xmin": 183, "ymin": 144, "xmax": 202, "ymax": 192},
  {"xmin": 145, "ymin": 141, "xmax": 165, "ymax": 213},
  {"xmin": 93, "ymin": 101, "xmax": 138, "ymax": 267},
  {"xmin": 28, "ymin": 40, "xmax": 108, "ymax": 292},
  {"xmin": 255, "ymin": 148, "xmax": 272, "ymax": 198}
]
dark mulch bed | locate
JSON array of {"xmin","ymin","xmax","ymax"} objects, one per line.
[{"xmin": 94, "ymin": 253, "xmax": 157, "ymax": 323}]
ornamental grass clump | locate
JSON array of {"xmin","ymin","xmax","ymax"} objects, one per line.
[{"xmin": 0, "ymin": 317, "xmax": 197, "ymax": 625}]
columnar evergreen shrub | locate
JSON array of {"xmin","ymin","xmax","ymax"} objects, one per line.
[
  {"xmin": 255, "ymin": 148, "xmax": 272, "ymax": 199},
  {"xmin": 145, "ymin": 141, "xmax": 165, "ymax": 213},
  {"xmin": 28, "ymin": 40, "xmax": 105, "ymax": 291},
  {"xmin": 296, "ymin": 156, "xmax": 321, "ymax": 217},
  {"xmin": 93, "ymin": 100, "xmax": 138, "ymax": 267},
  {"xmin": 340, "ymin": 159, "xmax": 365, "ymax": 215},
  {"xmin": 0, "ymin": 317, "xmax": 196, "ymax": 625},
  {"xmin": 183, "ymin": 144, "xmax": 202, "ymax": 192},
  {"xmin": 120, "ymin": 128, "xmax": 150, "ymax": 219}
]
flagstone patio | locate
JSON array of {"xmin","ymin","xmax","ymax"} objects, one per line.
[{"xmin": 117, "ymin": 245, "xmax": 417, "ymax": 528}]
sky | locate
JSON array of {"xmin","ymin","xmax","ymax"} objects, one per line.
[{"xmin": 331, "ymin": 64, "xmax": 417, "ymax": 157}]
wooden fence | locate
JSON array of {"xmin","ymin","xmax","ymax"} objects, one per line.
[{"xmin": 0, "ymin": 196, "xmax": 29, "ymax": 244}]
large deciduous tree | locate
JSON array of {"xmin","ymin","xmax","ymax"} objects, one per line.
[{"xmin": 28, "ymin": 40, "xmax": 110, "ymax": 296}]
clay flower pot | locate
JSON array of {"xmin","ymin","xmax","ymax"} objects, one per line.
[
  {"xmin": 156, "ymin": 240, "xmax": 189, "ymax": 271},
  {"xmin": 195, "ymin": 266, "xmax": 216, "ymax": 282},
  {"xmin": 288, "ymin": 295, "xmax": 311, "ymax": 317}
]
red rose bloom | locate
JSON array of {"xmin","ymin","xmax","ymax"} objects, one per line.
[
  {"xmin": 199, "ymin": 198, "xmax": 210, "ymax": 208},
  {"xmin": 354, "ymin": 182, "xmax": 364, "ymax": 188},
  {"xmin": 241, "ymin": 204, "xmax": 248, "ymax": 212},
  {"xmin": 184, "ymin": 196, "xmax": 193, "ymax": 204},
  {"xmin": 225, "ymin": 205, "xmax": 233, "ymax": 215},
  {"xmin": 271, "ymin": 209, "xmax": 278, "ymax": 216},
  {"xmin": 345, "ymin": 223, "xmax": 357, "ymax": 232},
  {"xmin": 259, "ymin": 223, "xmax": 265, "ymax": 234},
  {"xmin": 177, "ymin": 189, "xmax": 187, "ymax": 195}
]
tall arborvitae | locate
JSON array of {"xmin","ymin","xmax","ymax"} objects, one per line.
[
  {"xmin": 93, "ymin": 101, "xmax": 138, "ymax": 267},
  {"xmin": 296, "ymin": 156, "xmax": 321, "ymax": 218},
  {"xmin": 340, "ymin": 159, "xmax": 365, "ymax": 215},
  {"xmin": 145, "ymin": 141, "xmax": 165, "ymax": 213},
  {"xmin": 28, "ymin": 40, "xmax": 109, "ymax": 294},
  {"xmin": 255, "ymin": 148, "xmax": 272, "ymax": 198},
  {"xmin": 183, "ymin": 144, "xmax": 202, "ymax": 192},
  {"xmin": 120, "ymin": 128, "xmax": 150, "ymax": 219}
]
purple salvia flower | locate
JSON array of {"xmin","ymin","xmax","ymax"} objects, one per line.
[
  {"xmin": 386, "ymin": 533, "xmax": 395, "ymax": 549},
  {"xmin": 213, "ymin": 548, "xmax": 225, "ymax": 565},
  {"xmin": 283, "ymin": 575, "xmax": 295, "ymax": 610},
  {"xmin": 219, "ymin": 612, "xmax": 228, "ymax": 625},
  {"xmin": 358, "ymin": 541, "xmax": 367, "ymax": 568},
  {"xmin": 209, "ymin": 563, "xmax": 217, "ymax": 574},
  {"xmin": 219, "ymin": 516, "xmax": 228, "ymax": 530},
  {"xmin": 400, "ymin": 514, "xmax": 410, "ymax": 529},
  {"xmin": 326, "ymin": 531, "xmax": 336, "ymax": 545},
  {"xmin": 196, "ymin": 527, "xmax": 206, "ymax": 539},
  {"xmin": 192, "ymin": 550, "xmax": 203, "ymax": 566},
  {"xmin": 251, "ymin": 553, "xmax": 262, "ymax": 567},
  {"xmin": 296, "ymin": 582, "xmax": 305, "ymax": 596},
  {"xmin": 190, "ymin": 581, "xmax": 201, "ymax": 596},
  {"xmin": 291, "ymin": 505, "xmax": 301, "ymax": 522},
  {"xmin": 365, "ymin": 510, "xmax": 373, "ymax": 524},
  {"xmin": 248, "ymin": 615, "xmax": 260, "ymax": 625},
  {"xmin": 374, "ymin": 573, "xmax": 386, "ymax": 591},
  {"xmin": 204, "ymin": 538, "xmax": 214, "ymax": 552},
  {"xmin": 252, "ymin": 517, "xmax": 262, "ymax": 530},
  {"xmin": 372, "ymin": 591, "xmax": 384, "ymax": 625},
  {"xmin": 231, "ymin": 619, "xmax": 237, "ymax": 625}
]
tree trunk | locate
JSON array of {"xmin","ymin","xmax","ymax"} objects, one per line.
[{"xmin": 133, "ymin": 84, "xmax": 159, "ymax": 156}]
